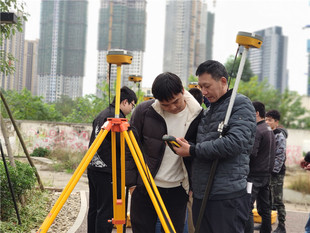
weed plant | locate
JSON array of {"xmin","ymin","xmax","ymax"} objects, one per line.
[
  {"xmin": 288, "ymin": 172, "xmax": 310, "ymax": 194},
  {"xmin": 48, "ymin": 148, "xmax": 86, "ymax": 173}
]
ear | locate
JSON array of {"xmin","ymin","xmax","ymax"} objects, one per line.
[
  {"xmin": 120, "ymin": 99, "xmax": 127, "ymax": 106},
  {"xmin": 220, "ymin": 77, "xmax": 227, "ymax": 85}
]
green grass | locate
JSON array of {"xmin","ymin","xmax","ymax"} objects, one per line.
[{"xmin": 0, "ymin": 189, "xmax": 51, "ymax": 233}]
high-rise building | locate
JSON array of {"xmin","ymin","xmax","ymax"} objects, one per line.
[
  {"xmin": 163, "ymin": 0, "xmax": 214, "ymax": 85},
  {"xmin": 96, "ymin": 0, "xmax": 146, "ymax": 97},
  {"xmin": 22, "ymin": 40, "xmax": 39, "ymax": 96},
  {"xmin": 37, "ymin": 0, "xmax": 88, "ymax": 102},
  {"xmin": 0, "ymin": 17, "xmax": 25, "ymax": 92},
  {"xmin": 248, "ymin": 26, "xmax": 288, "ymax": 93}
]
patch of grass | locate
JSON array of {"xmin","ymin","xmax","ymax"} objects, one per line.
[
  {"xmin": 0, "ymin": 189, "xmax": 50, "ymax": 233},
  {"xmin": 48, "ymin": 148, "xmax": 86, "ymax": 173},
  {"xmin": 288, "ymin": 172, "xmax": 310, "ymax": 194}
]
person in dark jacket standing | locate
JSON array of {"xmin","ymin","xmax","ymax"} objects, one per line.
[
  {"xmin": 87, "ymin": 86, "xmax": 137, "ymax": 233},
  {"xmin": 126, "ymin": 72, "xmax": 202, "ymax": 233},
  {"xmin": 266, "ymin": 110, "xmax": 287, "ymax": 233},
  {"xmin": 245, "ymin": 101, "xmax": 275, "ymax": 233},
  {"xmin": 174, "ymin": 60, "xmax": 256, "ymax": 233}
]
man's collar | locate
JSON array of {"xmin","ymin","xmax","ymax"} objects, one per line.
[
  {"xmin": 257, "ymin": 120, "xmax": 265, "ymax": 125},
  {"xmin": 213, "ymin": 89, "xmax": 233, "ymax": 105}
]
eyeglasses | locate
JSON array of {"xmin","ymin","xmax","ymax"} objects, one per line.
[{"xmin": 130, "ymin": 102, "xmax": 136, "ymax": 109}]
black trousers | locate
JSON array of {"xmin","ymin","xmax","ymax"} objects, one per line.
[
  {"xmin": 87, "ymin": 169, "xmax": 114, "ymax": 233},
  {"xmin": 130, "ymin": 185, "xmax": 188, "ymax": 233},
  {"xmin": 192, "ymin": 193, "xmax": 251, "ymax": 233},
  {"xmin": 245, "ymin": 176, "xmax": 271, "ymax": 233}
]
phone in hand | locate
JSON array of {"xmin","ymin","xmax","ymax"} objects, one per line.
[{"xmin": 162, "ymin": 135, "xmax": 181, "ymax": 154}]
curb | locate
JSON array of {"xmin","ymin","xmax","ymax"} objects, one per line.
[{"xmin": 68, "ymin": 190, "xmax": 88, "ymax": 233}]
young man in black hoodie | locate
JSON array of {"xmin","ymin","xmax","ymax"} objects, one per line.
[
  {"xmin": 266, "ymin": 110, "xmax": 288, "ymax": 233},
  {"xmin": 245, "ymin": 102, "xmax": 275, "ymax": 233},
  {"xmin": 87, "ymin": 86, "xmax": 137, "ymax": 233}
]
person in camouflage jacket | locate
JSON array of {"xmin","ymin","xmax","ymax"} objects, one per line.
[{"xmin": 266, "ymin": 110, "xmax": 287, "ymax": 233}]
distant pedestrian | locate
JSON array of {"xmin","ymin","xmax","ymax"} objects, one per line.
[
  {"xmin": 189, "ymin": 87, "xmax": 203, "ymax": 105},
  {"xmin": 300, "ymin": 152, "xmax": 310, "ymax": 233},
  {"xmin": 245, "ymin": 101, "xmax": 275, "ymax": 233},
  {"xmin": 266, "ymin": 110, "xmax": 287, "ymax": 233}
]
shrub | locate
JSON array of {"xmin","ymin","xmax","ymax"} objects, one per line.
[
  {"xmin": 30, "ymin": 147, "xmax": 50, "ymax": 157},
  {"xmin": 0, "ymin": 161, "xmax": 36, "ymax": 220}
]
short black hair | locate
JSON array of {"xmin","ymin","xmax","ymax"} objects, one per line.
[
  {"xmin": 152, "ymin": 72, "xmax": 183, "ymax": 101},
  {"xmin": 266, "ymin": 109, "xmax": 281, "ymax": 121},
  {"xmin": 189, "ymin": 88, "xmax": 203, "ymax": 105},
  {"xmin": 112, "ymin": 86, "xmax": 137, "ymax": 104},
  {"xmin": 252, "ymin": 101, "xmax": 265, "ymax": 118},
  {"xmin": 196, "ymin": 60, "xmax": 228, "ymax": 81}
]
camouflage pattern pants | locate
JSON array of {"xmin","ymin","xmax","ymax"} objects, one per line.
[{"xmin": 270, "ymin": 174, "xmax": 286, "ymax": 224}]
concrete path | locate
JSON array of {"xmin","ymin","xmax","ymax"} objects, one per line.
[{"xmin": 31, "ymin": 156, "xmax": 309, "ymax": 233}]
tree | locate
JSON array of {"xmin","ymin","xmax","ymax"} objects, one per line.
[
  {"xmin": 64, "ymin": 94, "xmax": 107, "ymax": 123},
  {"xmin": 225, "ymin": 55, "xmax": 254, "ymax": 82},
  {"xmin": 54, "ymin": 95, "xmax": 77, "ymax": 118},
  {"xmin": 231, "ymin": 77, "xmax": 309, "ymax": 129},
  {"xmin": 1, "ymin": 89, "xmax": 62, "ymax": 121},
  {"xmin": 0, "ymin": 0, "xmax": 29, "ymax": 75}
]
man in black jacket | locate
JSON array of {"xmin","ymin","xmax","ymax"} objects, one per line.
[
  {"xmin": 87, "ymin": 86, "xmax": 137, "ymax": 233},
  {"xmin": 126, "ymin": 72, "xmax": 202, "ymax": 233},
  {"xmin": 174, "ymin": 60, "xmax": 256, "ymax": 232},
  {"xmin": 245, "ymin": 101, "xmax": 275, "ymax": 233}
]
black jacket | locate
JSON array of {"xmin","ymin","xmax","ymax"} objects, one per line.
[
  {"xmin": 88, "ymin": 104, "xmax": 125, "ymax": 175},
  {"xmin": 249, "ymin": 120, "xmax": 276, "ymax": 176},
  {"xmin": 126, "ymin": 95, "xmax": 202, "ymax": 190}
]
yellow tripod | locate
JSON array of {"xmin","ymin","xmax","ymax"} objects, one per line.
[{"xmin": 37, "ymin": 50, "xmax": 176, "ymax": 233}]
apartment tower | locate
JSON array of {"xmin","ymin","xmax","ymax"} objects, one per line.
[
  {"xmin": 0, "ymin": 18, "xmax": 25, "ymax": 92},
  {"xmin": 37, "ymin": 0, "xmax": 88, "ymax": 102},
  {"xmin": 248, "ymin": 26, "xmax": 288, "ymax": 93},
  {"xmin": 96, "ymin": 0, "xmax": 146, "ymax": 97},
  {"xmin": 163, "ymin": 0, "xmax": 214, "ymax": 85}
]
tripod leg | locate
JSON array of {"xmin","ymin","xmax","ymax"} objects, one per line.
[
  {"xmin": 37, "ymin": 128, "xmax": 110, "ymax": 233},
  {"xmin": 111, "ymin": 131, "xmax": 127, "ymax": 233},
  {"xmin": 121, "ymin": 132, "xmax": 126, "ymax": 223},
  {"xmin": 123, "ymin": 130, "xmax": 176, "ymax": 233},
  {"xmin": 128, "ymin": 131, "xmax": 172, "ymax": 218}
]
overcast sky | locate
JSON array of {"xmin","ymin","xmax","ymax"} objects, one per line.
[{"xmin": 24, "ymin": 0, "xmax": 310, "ymax": 95}]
